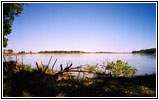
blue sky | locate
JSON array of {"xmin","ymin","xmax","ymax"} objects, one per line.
[{"xmin": 6, "ymin": 3, "xmax": 156, "ymax": 52}]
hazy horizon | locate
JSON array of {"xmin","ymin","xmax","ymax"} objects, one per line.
[{"xmin": 5, "ymin": 3, "xmax": 156, "ymax": 52}]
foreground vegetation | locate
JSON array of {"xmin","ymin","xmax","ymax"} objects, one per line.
[
  {"xmin": 132, "ymin": 48, "xmax": 156, "ymax": 54},
  {"xmin": 3, "ymin": 59, "xmax": 156, "ymax": 97}
]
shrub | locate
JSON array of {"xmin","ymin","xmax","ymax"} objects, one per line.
[
  {"xmin": 85, "ymin": 60, "xmax": 138, "ymax": 77},
  {"xmin": 83, "ymin": 64, "xmax": 103, "ymax": 73},
  {"xmin": 109, "ymin": 60, "xmax": 138, "ymax": 77},
  {"xmin": 25, "ymin": 65, "xmax": 32, "ymax": 72}
]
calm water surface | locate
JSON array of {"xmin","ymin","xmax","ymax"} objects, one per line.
[{"xmin": 5, "ymin": 53, "xmax": 156, "ymax": 75}]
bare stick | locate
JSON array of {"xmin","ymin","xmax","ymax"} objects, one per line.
[
  {"xmin": 43, "ymin": 56, "xmax": 52, "ymax": 73},
  {"xmin": 36, "ymin": 62, "xmax": 40, "ymax": 70},
  {"xmin": 66, "ymin": 60, "xmax": 71, "ymax": 67},
  {"xmin": 52, "ymin": 58, "xmax": 57, "ymax": 73},
  {"xmin": 64, "ymin": 62, "xmax": 72, "ymax": 72},
  {"xmin": 60, "ymin": 64, "xmax": 63, "ymax": 71}
]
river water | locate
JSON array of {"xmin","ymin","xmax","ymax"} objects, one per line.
[{"xmin": 5, "ymin": 53, "xmax": 156, "ymax": 75}]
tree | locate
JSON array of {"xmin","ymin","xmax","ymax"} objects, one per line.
[
  {"xmin": 3, "ymin": 3, "xmax": 25, "ymax": 47},
  {"xmin": 19, "ymin": 51, "xmax": 25, "ymax": 54},
  {"xmin": 132, "ymin": 48, "xmax": 156, "ymax": 54},
  {"xmin": 8, "ymin": 49, "xmax": 13, "ymax": 53}
]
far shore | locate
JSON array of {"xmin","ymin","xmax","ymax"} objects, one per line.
[
  {"xmin": 4, "ymin": 51, "xmax": 156, "ymax": 57},
  {"xmin": 3, "ymin": 53, "xmax": 19, "ymax": 56},
  {"xmin": 3, "ymin": 52, "xmax": 136, "ymax": 56}
]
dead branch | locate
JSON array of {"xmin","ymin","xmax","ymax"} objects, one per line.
[
  {"xmin": 70, "ymin": 66, "xmax": 82, "ymax": 70},
  {"xmin": 52, "ymin": 62, "xmax": 73, "ymax": 80},
  {"xmin": 43, "ymin": 56, "xmax": 52, "ymax": 73},
  {"xmin": 65, "ymin": 70, "xmax": 96, "ymax": 74},
  {"xmin": 66, "ymin": 60, "xmax": 71, "ymax": 67},
  {"xmin": 52, "ymin": 58, "xmax": 57, "ymax": 73},
  {"xmin": 36, "ymin": 62, "xmax": 40, "ymax": 70},
  {"xmin": 64, "ymin": 63, "xmax": 72, "ymax": 72},
  {"xmin": 60, "ymin": 64, "xmax": 63, "ymax": 71}
]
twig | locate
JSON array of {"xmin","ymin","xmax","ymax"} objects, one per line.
[
  {"xmin": 36, "ymin": 62, "xmax": 40, "ymax": 70},
  {"xmin": 52, "ymin": 63, "xmax": 73, "ymax": 80},
  {"xmin": 70, "ymin": 66, "xmax": 82, "ymax": 70},
  {"xmin": 66, "ymin": 60, "xmax": 71, "ymax": 67},
  {"xmin": 60, "ymin": 64, "xmax": 63, "ymax": 71},
  {"xmin": 52, "ymin": 58, "xmax": 57, "ymax": 73},
  {"xmin": 43, "ymin": 56, "xmax": 52, "ymax": 73},
  {"xmin": 64, "ymin": 62, "xmax": 72, "ymax": 72}
]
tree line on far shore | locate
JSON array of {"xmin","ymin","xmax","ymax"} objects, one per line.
[
  {"xmin": 4, "ymin": 48, "xmax": 156, "ymax": 54},
  {"xmin": 38, "ymin": 51, "xmax": 85, "ymax": 53},
  {"xmin": 132, "ymin": 48, "xmax": 156, "ymax": 54}
]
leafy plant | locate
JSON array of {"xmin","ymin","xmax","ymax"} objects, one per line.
[
  {"xmin": 24, "ymin": 65, "xmax": 32, "ymax": 72},
  {"xmin": 84, "ymin": 64, "xmax": 103, "ymax": 73},
  {"xmin": 110, "ymin": 60, "xmax": 138, "ymax": 77},
  {"xmin": 85, "ymin": 60, "xmax": 138, "ymax": 77},
  {"xmin": 100, "ymin": 60, "xmax": 115, "ymax": 74}
]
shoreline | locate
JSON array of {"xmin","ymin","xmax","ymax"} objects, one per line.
[
  {"xmin": 3, "ymin": 52, "xmax": 156, "ymax": 56},
  {"xmin": 3, "ymin": 53, "xmax": 19, "ymax": 56}
]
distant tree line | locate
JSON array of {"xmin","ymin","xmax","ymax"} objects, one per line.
[
  {"xmin": 38, "ymin": 51, "xmax": 85, "ymax": 53},
  {"xmin": 19, "ymin": 51, "xmax": 25, "ymax": 54},
  {"xmin": 95, "ymin": 52, "xmax": 113, "ymax": 53},
  {"xmin": 4, "ymin": 49, "xmax": 13, "ymax": 53},
  {"xmin": 132, "ymin": 48, "xmax": 156, "ymax": 54}
]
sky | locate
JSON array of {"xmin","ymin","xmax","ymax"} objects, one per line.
[{"xmin": 5, "ymin": 3, "xmax": 156, "ymax": 52}]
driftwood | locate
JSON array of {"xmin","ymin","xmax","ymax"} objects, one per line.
[
  {"xmin": 66, "ymin": 70, "xmax": 96, "ymax": 74},
  {"xmin": 52, "ymin": 61, "xmax": 73, "ymax": 80}
]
